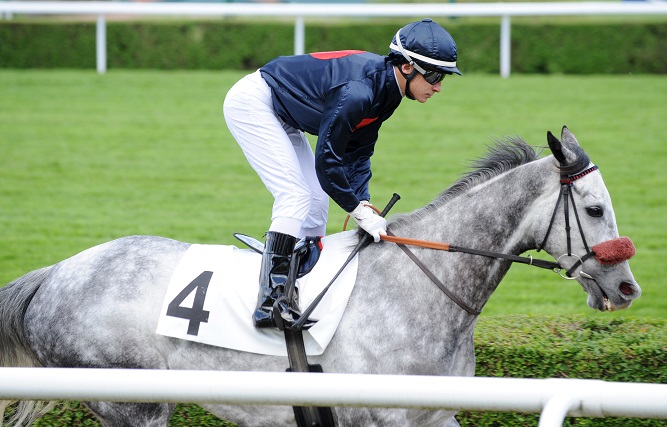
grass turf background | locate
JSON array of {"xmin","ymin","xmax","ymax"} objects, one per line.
[
  {"xmin": 2, "ymin": 70, "xmax": 665, "ymax": 317},
  {"xmin": 1, "ymin": 70, "xmax": 666, "ymax": 425}
]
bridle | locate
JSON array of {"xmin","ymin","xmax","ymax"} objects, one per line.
[
  {"xmin": 380, "ymin": 164, "xmax": 603, "ymax": 315},
  {"xmin": 536, "ymin": 164, "xmax": 600, "ymax": 279}
]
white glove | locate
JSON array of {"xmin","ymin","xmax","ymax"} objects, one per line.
[{"xmin": 349, "ymin": 202, "xmax": 387, "ymax": 243}]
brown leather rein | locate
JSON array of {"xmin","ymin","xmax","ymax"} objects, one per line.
[
  {"xmin": 380, "ymin": 233, "xmax": 561, "ymax": 271},
  {"xmin": 380, "ymin": 232, "xmax": 561, "ymax": 316}
]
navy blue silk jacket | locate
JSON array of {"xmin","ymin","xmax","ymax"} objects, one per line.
[{"xmin": 260, "ymin": 50, "xmax": 403, "ymax": 213}]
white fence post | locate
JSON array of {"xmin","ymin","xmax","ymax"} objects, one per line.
[
  {"xmin": 500, "ymin": 14, "xmax": 511, "ymax": 78},
  {"xmin": 294, "ymin": 15, "xmax": 305, "ymax": 55},
  {"xmin": 96, "ymin": 14, "xmax": 106, "ymax": 74}
]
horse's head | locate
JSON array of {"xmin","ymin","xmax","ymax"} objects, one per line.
[{"xmin": 537, "ymin": 126, "xmax": 641, "ymax": 312}]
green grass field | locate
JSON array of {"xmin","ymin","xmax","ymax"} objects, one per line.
[{"xmin": 1, "ymin": 69, "xmax": 666, "ymax": 321}]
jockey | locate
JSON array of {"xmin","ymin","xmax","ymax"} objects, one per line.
[{"xmin": 223, "ymin": 18, "xmax": 461, "ymax": 329}]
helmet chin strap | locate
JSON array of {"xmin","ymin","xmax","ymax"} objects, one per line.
[{"xmin": 398, "ymin": 66, "xmax": 419, "ymax": 101}]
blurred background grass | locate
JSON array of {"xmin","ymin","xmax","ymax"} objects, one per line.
[{"xmin": 1, "ymin": 70, "xmax": 666, "ymax": 320}]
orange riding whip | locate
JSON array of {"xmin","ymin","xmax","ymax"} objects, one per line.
[{"xmin": 380, "ymin": 234, "xmax": 451, "ymax": 251}]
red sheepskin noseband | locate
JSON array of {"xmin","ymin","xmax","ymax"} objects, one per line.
[{"xmin": 591, "ymin": 236, "xmax": 636, "ymax": 265}]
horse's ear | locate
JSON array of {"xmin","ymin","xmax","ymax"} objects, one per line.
[
  {"xmin": 547, "ymin": 130, "xmax": 567, "ymax": 164},
  {"xmin": 560, "ymin": 125, "xmax": 581, "ymax": 148},
  {"xmin": 548, "ymin": 125, "xmax": 580, "ymax": 166}
]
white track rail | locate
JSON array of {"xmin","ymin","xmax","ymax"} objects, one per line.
[{"xmin": 1, "ymin": 368, "xmax": 667, "ymax": 426}]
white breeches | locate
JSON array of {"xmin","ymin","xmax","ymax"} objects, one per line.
[{"xmin": 223, "ymin": 70, "xmax": 329, "ymax": 239}]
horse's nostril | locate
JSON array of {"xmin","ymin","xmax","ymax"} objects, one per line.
[{"xmin": 620, "ymin": 282, "xmax": 634, "ymax": 296}]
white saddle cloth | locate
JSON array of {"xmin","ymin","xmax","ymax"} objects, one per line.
[{"xmin": 156, "ymin": 231, "xmax": 359, "ymax": 356}]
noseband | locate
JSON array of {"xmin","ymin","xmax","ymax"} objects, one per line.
[{"xmin": 537, "ymin": 165, "xmax": 599, "ymax": 278}]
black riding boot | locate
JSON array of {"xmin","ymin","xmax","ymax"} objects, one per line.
[{"xmin": 252, "ymin": 231, "xmax": 298, "ymax": 328}]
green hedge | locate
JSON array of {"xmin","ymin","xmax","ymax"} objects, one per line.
[
  {"xmin": 460, "ymin": 315, "xmax": 667, "ymax": 426},
  {"xmin": 1, "ymin": 21, "xmax": 666, "ymax": 73},
  {"xmin": 5, "ymin": 315, "xmax": 665, "ymax": 426}
]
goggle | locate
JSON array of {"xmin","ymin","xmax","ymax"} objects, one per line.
[{"xmin": 420, "ymin": 68, "xmax": 446, "ymax": 85}]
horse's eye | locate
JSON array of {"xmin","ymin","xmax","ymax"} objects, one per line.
[{"xmin": 586, "ymin": 206, "xmax": 604, "ymax": 217}]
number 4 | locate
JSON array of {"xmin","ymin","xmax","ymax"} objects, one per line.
[{"xmin": 166, "ymin": 271, "xmax": 212, "ymax": 336}]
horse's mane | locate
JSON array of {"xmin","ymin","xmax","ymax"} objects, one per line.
[
  {"xmin": 391, "ymin": 137, "xmax": 543, "ymax": 224},
  {"xmin": 440, "ymin": 136, "xmax": 542, "ymax": 203}
]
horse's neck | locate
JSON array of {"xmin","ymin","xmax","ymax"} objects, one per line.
[
  {"xmin": 402, "ymin": 160, "xmax": 551, "ymax": 251},
  {"xmin": 390, "ymin": 160, "xmax": 553, "ymax": 311}
]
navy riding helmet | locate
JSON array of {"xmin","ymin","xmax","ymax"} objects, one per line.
[{"xmin": 388, "ymin": 18, "xmax": 460, "ymax": 99}]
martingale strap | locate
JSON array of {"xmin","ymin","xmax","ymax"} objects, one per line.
[{"xmin": 389, "ymin": 232, "xmax": 482, "ymax": 316}]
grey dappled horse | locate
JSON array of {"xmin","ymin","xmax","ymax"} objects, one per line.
[{"xmin": 1, "ymin": 127, "xmax": 641, "ymax": 427}]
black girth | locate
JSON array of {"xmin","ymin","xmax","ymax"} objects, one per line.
[{"xmin": 279, "ymin": 247, "xmax": 336, "ymax": 427}]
